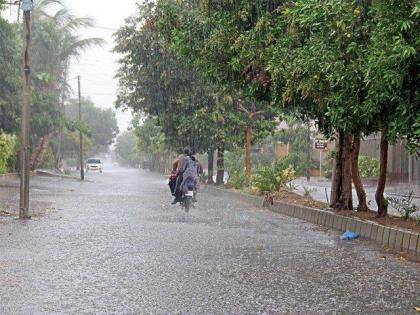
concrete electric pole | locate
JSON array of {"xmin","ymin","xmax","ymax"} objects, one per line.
[
  {"xmin": 306, "ymin": 121, "xmax": 311, "ymax": 182},
  {"xmin": 77, "ymin": 75, "xmax": 85, "ymax": 181},
  {"xmin": 19, "ymin": 0, "xmax": 33, "ymax": 219}
]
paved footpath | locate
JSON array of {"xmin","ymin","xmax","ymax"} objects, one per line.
[{"xmin": 0, "ymin": 165, "xmax": 419, "ymax": 314}]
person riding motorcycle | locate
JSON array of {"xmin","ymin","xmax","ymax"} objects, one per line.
[{"xmin": 171, "ymin": 147, "xmax": 202, "ymax": 204}]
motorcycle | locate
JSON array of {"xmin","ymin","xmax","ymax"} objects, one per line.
[{"xmin": 180, "ymin": 181, "xmax": 196, "ymax": 212}]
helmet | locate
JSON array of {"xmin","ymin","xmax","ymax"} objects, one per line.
[{"xmin": 183, "ymin": 146, "xmax": 192, "ymax": 156}]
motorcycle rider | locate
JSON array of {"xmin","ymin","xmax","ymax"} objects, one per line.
[
  {"xmin": 171, "ymin": 147, "xmax": 202, "ymax": 204},
  {"xmin": 169, "ymin": 152, "xmax": 187, "ymax": 195}
]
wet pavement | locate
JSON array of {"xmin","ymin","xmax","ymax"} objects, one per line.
[{"xmin": 0, "ymin": 164, "xmax": 419, "ymax": 314}]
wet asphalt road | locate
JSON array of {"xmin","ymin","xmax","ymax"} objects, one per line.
[{"xmin": 0, "ymin": 165, "xmax": 419, "ymax": 314}]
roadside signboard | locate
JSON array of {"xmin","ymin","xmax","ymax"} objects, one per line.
[
  {"xmin": 314, "ymin": 139, "xmax": 328, "ymax": 150},
  {"xmin": 314, "ymin": 139, "xmax": 328, "ymax": 177}
]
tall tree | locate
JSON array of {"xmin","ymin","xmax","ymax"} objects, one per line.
[
  {"xmin": 29, "ymin": 0, "xmax": 105, "ymax": 169},
  {"xmin": 64, "ymin": 97, "xmax": 119, "ymax": 155},
  {"xmin": 0, "ymin": 9, "xmax": 21, "ymax": 134}
]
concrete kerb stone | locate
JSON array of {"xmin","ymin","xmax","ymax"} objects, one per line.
[
  {"xmin": 360, "ymin": 221, "xmax": 372, "ymax": 238},
  {"xmin": 395, "ymin": 230, "xmax": 404, "ymax": 250},
  {"xmin": 297, "ymin": 206, "xmax": 304, "ymax": 219},
  {"xmin": 278, "ymin": 203, "xmax": 287, "ymax": 215},
  {"xmin": 271, "ymin": 202, "xmax": 281, "ymax": 215},
  {"xmin": 348, "ymin": 219, "xmax": 355, "ymax": 232},
  {"xmin": 370, "ymin": 224, "xmax": 379, "ymax": 240},
  {"xmin": 289, "ymin": 204, "xmax": 296, "ymax": 216},
  {"xmin": 402, "ymin": 232, "xmax": 411, "ymax": 251},
  {"xmin": 290, "ymin": 204, "xmax": 297, "ymax": 217},
  {"xmin": 309, "ymin": 210, "xmax": 316, "ymax": 223},
  {"xmin": 329, "ymin": 213, "xmax": 336, "ymax": 228},
  {"xmin": 354, "ymin": 219, "xmax": 363, "ymax": 234},
  {"xmin": 331, "ymin": 215, "xmax": 337, "ymax": 229},
  {"xmin": 376, "ymin": 225, "xmax": 385, "ymax": 243},
  {"xmin": 206, "ymin": 186, "xmax": 420, "ymax": 255},
  {"xmin": 329, "ymin": 214, "xmax": 336, "ymax": 228},
  {"xmin": 335, "ymin": 216, "xmax": 343, "ymax": 230},
  {"xmin": 314, "ymin": 210, "xmax": 322, "ymax": 225},
  {"xmin": 282, "ymin": 203, "xmax": 290, "ymax": 216},
  {"xmin": 324, "ymin": 213, "xmax": 331, "ymax": 228},
  {"xmin": 317, "ymin": 210, "xmax": 324, "ymax": 225},
  {"xmin": 310, "ymin": 209, "xmax": 318, "ymax": 224},
  {"xmin": 302, "ymin": 208, "xmax": 309, "ymax": 221},
  {"xmin": 300, "ymin": 207, "xmax": 306, "ymax": 220},
  {"xmin": 408, "ymin": 233, "xmax": 419, "ymax": 253},
  {"xmin": 388, "ymin": 228, "xmax": 398, "ymax": 248},
  {"xmin": 341, "ymin": 217, "xmax": 350, "ymax": 231},
  {"xmin": 306, "ymin": 209, "xmax": 313, "ymax": 222},
  {"xmin": 382, "ymin": 227, "xmax": 391, "ymax": 246},
  {"xmin": 321, "ymin": 211, "xmax": 329, "ymax": 226}
]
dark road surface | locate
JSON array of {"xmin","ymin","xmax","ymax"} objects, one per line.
[{"xmin": 0, "ymin": 164, "xmax": 419, "ymax": 314}]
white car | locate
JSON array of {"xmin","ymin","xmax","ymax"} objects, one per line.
[{"xmin": 86, "ymin": 158, "xmax": 103, "ymax": 173}]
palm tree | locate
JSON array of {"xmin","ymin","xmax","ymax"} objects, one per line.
[{"xmin": 29, "ymin": 0, "xmax": 105, "ymax": 170}]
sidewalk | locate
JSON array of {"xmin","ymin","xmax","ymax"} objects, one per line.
[
  {"xmin": 291, "ymin": 177, "xmax": 420, "ymax": 217},
  {"xmin": 0, "ymin": 175, "xmax": 55, "ymax": 220}
]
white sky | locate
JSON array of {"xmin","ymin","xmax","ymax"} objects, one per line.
[{"xmin": 65, "ymin": 0, "xmax": 139, "ymax": 133}]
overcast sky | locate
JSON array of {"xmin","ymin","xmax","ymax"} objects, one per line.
[{"xmin": 65, "ymin": 0, "xmax": 139, "ymax": 133}]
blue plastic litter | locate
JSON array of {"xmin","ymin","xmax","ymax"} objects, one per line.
[{"xmin": 340, "ymin": 230, "xmax": 360, "ymax": 241}]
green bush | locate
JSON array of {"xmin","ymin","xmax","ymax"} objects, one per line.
[
  {"xmin": 0, "ymin": 133, "xmax": 18, "ymax": 174},
  {"xmin": 387, "ymin": 191, "xmax": 420, "ymax": 220},
  {"xmin": 39, "ymin": 148, "xmax": 56, "ymax": 169},
  {"xmin": 226, "ymin": 172, "xmax": 249, "ymax": 189},
  {"xmin": 324, "ymin": 149, "xmax": 336, "ymax": 179},
  {"xmin": 252, "ymin": 159, "xmax": 296, "ymax": 192},
  {"xmin": 226, "ymin": 149, "xmax": 248, "ymax": 189},
  {"xmin": 358, "ymin": 155, "xmax": 380, "ymax": 178},
  {"xmin": 324, "ymin": 168, "xmax": 333, "ymax": 179},
  {"xmin": 225, "ymin": 149, "xmax": 245, "ymax": 175}
]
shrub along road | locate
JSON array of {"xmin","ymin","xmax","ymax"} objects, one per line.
[{"xmin": 0, "ymin": 164, "xmax": 419, "ymax": 314}]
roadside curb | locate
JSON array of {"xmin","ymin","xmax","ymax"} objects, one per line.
[
  {"xmin": 35, "ymin": 170, "xmax": 79, "ymax": 180},
  {"xmin": 0, "ymin": 172, "xmax": 36, "ymax": 180},
  {"xmin": 0, "ymin": 173, "xmax": 18, "ymax": 180},
  {"xmin": 207, "ymin": 185, "xmax": 420, "ymax": 255}
]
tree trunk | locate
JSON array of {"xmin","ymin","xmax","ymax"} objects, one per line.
[
  {"xmin": 342, "ymin": 134, "xmax": 353, "ymax": 210},
  {"xmin": 375, "ymin": 132, "xmax": 388, "ymax": 217},
  {"xmin": 216, "ymin": 146, "xmax": 225, "ymax": 185},
  {"xmin": 30, "ymin": 134, "xmax": 50, "ymax": 171},
  {"xmin": 56, "ymin": 129, "xmax": 63, "ymax": 169},
  {"xmin": 207, "ymin": 148, "xmax": 215, "ymax": 184},
  {"xmin": 245, "ymin": 126, "xmax": 252, "ymax": 178},
  {"xmin": 351, "ymin": 134, "xmax": 368, "ymax": 211},
  {"xmin": 330, "ymin": 132, "xmax": 344, "ymax": 208}
]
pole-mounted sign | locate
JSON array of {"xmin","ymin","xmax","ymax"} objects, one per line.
[
  {"xmin": 314, "ymin": 139, "xmax": 328, "ymax": 178},
  {"xmin": 314, "ymin": 139, "xmax": 328, "ymax": 150}
]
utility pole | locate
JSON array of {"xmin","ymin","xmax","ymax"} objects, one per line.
[
  {"xmin": 19, "ymin": 0, "xmax": 33, "ymax": 219},
  {"xmin": 77, "ymin": 75, "xmax": 85, "ymax": 181},
  {"xmin": 306, "ymin": 121, "xmax": 311, "ymax": 182}
]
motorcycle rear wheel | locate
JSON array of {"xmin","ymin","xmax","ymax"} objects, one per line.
[{"xmin": 184, "ymin": 196, "xmax": 192, "ymax": 212}]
